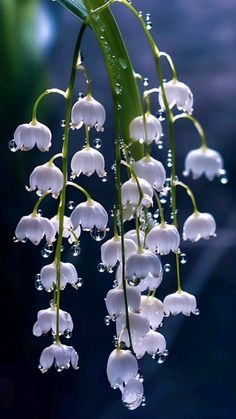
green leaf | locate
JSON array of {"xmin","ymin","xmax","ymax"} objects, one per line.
[{"xmin": 56, "ymin": 0, "xmax": 88, "ymax": 21}]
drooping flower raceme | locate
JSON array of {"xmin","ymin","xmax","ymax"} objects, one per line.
[
  {"xmin": 27, "ymin": 162, "xmax": 64, "ymax": 198},
  {"xmin": 71, "ymin": 147, "xmax": 105, "ymax": 178},
  {"xmin": 70, "ymin": 199, "xmax": 108, "ymax": 231},
  {"xmin": 13, "ymin": 121, "xmax": 52, "ymax": 152},
  {"xmin": 163, "ymin": 290, "xmax": 197, "ymax": 316},
  {"xmin": 121, "ymin": 177, "xmax": 153, "ymax": 208},
  {"xmin": 33, "ymin": 306, "xmax": 73, "ymax": 336},
  {"xmin": 133, "ymin": 156, "xmax": 166, "ymax": 191},
  {"xmin": 146, "ymin": 223, "xmax": 180, "ymax": 255},
  {"xmin": 183, "ymin": 147, "xmax": 223, "ymax": 180},
  {"xmin": 183, "ymin": 212, "xmax": 216, "ymax": 242},
  {"xmin": 15, "ymin": 214, "xmax": 55, "ymax": 245},
  {"xmin": 116, "ymin": 311, "xmax": 150, "ymax": 346},
  {"xmin": 129, "ymin": 113, "xmax": 163, "ymax": 144},
  {"xmin": 158, "ymin": 79, "xmax": 193, "ymax": 113},
  {"xmin": 39, "ymin": 342, "xmax": 79, "ymax": 373},
  {"xmin": 71, "ymin": 94, "xmax": 106, "ymax": 131}
]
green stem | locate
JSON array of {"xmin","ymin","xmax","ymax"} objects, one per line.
[
  {"xmin": 78, "ymin": 64, "xmax": 92, "ymax": 95},
  {"xmin": 173, "ymin": 113, "xmax": 207, "ymax": 149},
  {"xmin": 49, "ymin": 153, "xmax": 63, "ymax": 165},
  {"xmin": 32, "ymin": 191, "xmax": 50, "ymax": 215},
  {"xmin": 176, "ymin": 253, "xmax": 182, "ymax": 292},
  {"xmin": 31, "ymin": 88, "xmax": 66, "ymax": 123},
  {"xmin": 175, "ymin": 181, "xmax": 199, "ymax": 214},
  {"xmin": 67, "ymin": 181, "xmax": 92, "ymax": 202},
  {"xmin": 153, "ymin": 190, "xmax": 165, "ymax": 225},
  {"xmin": 159, "ymin": 51, "xmax": 177, "ymax": 80},
  {"xmin": 85, "ymin": 126, "xmax": 91, "ymax": 148},
  {"xmin": 54, "ymin": 23, "xmax": 87, "ymax": 343}
]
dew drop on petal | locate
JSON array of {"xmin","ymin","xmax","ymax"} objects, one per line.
[
  {"xmin": 164, "ymin": 263, "xmax": 171, "ymax": 272},
  {"xmin": 93, "ymin": 138, "xmax": 102, "ymax": 149},
  {"xmin": 70, "ymin": 244, "xmax": 81, "ymax": 256},
  {"xmin": 193, "ymin": 308, "xmax": 200, "ymax": 316},
  {"xmin": 41, "ymin": 248, "xmax": 50, "ymax": 258},
  {"xmin": 180, "ymin": 253, "xmax": 187, "ymax": 264},
  {"xmin": 64, "ymin": 329, "xmax": 72, "ymax": 339},
  {"xmin": 97, "ymin": 263, "xmax": 106, "ymax": 273},
  {"xmin": 101, "ymin": 173, "xmax": 108, "ymax": 183},
  {"xmin": 67, "ymin": 201, "xmax": 75, "ymax": 210},
  {"xmin": 157, "ymin": 355, "xmax": 166, "ymax": 364},
  {"xmin": 157, "ymin": 140, "xmax": 163, "ymax": 149},
  {"xmin": 60, "ymin": 120, "xmax": 66, "ymax": 127},
  {"xmin": 8, "ymin": 139, "xmax": 18, "ymax": 152},
  {"xmin": 219, "ymin": 169, "xmax": 229, "ymax": 184},
  {"xmin": 157, "ymin": 110, "xmax": 166, "ymax": 121},
  {"xmin": 44, "ymin": 243, "xmax": 54, "ymax": 254},
  {"xmin": 143, "ymin": 77, "xmax": 149, "ymax": 87},
  {"xmin": 35, "ymin": 277, "xmax": 44, "ymax": 291},
  {"xmin": 75, "ymin": 277, "xmax": 83, "ymax": 288},
  {"xmin": 90, "ymin": 227, "xmax": 106, "ymax": 241},
  {"xmin": 104, "ymin": 315, "xmax": 110, "ymax": 326}
]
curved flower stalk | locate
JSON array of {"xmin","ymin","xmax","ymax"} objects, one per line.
[{"xmin": 10, "ymin": 0, "xmax": 227, "ymax": 411}]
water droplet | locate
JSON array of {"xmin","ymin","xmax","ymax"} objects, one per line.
[
  {"xmin": 75, "ymin": 277, "xmax": 83, "ymax": 288},
  {"xmin": 180, "ymin": 253, "xmax": 187, "ymax": 264},
  {"xmin": 193, "ymin": 308, "xmax": 200, "ymax": 316},
  {"xmin": 157, "ymin": 355, "xmax": 166, "ymax": 364},
  {"xmin": 163, "ymin": 349, "xmax": 169, "ymax": 357},
  {"xmin": 167, "ymin": 158, "xmax": 172, "ymax": 168},
  {"xmin": 219, "ymin": 169, "xmax": 228, "ymax": 184},
  {"xmin": 97, "ymin": 263, "xmax": 106, "ymax": 272},
  {"xmin": 35, "ymin": 275, "xmax": 44, "ymax": 290},
  {"xmin": 101, "ymin": 172, "xmax": 108, "ymax": 182},
  {"xmin": 160, "ymin": 196, "xmax": 167, "ymax": 204},
  {"xmin": 93, "ymin": 138, "xmax": 102, "ymax": 149},
  {"xmin": 38, "ymin": 364, "xmax": 44, "ymax": 371},
  {"xmin": 157, "ymin": 140, "xmax": 163, "ymax": 149},
  {"xmin": 164, "ymin": 263, "xmax": 171, "ymax": 272},
  {"xmin": 55, "ymin": 364, "xmax": 64, "ymax": 372},
  {"xmin": 146, "ymin": 21, "xmax": 152, "ymax": 30},
  {"xmin": 64, "ymin": 329, "xmax": 72, "ymax": 339},
  {"xmin": 44, "ymin": 243, "xmax": 54, "ymax": 254},
  {"xmin": 115, "ymin": 83, "xmax": 122, "ymax": 95},
  {"xmin": 77, "ymin": 92, "xmax": 84, "ymax": 99},
  {"xmin": 60, "ymin": 245, "xmax": 64, "ymax": 252},
  {"xmin": 138, "ymin": 10, "xmax": 143, "ymax": 17},
  {"xmin": 41, "ymin": 248, "xmax": 50, "ymax": 258},
  {"xmin": 157, "ymin": 110, "xmax": 166, "ymax": 121},
  {"xmin": 143, "ymin": 77, "xmax": 149, "ymax": 87},
  {"xmin": 118, "ymin": 57, "xmax": 127, "ymax": 69},
  {"xmin": 141, "ymin": 396, "xmax": 146, "ymax": 407},
  {"xmin": 107, "ymin": 266, "xmax": 114, "ymax": 274},
  {"xmin": 67, "ymin": 200, "xmax": 75, "ymax": 210},
  {"xmin": 104, "ymin": 315, "xmax": 110, "ymax": 326},
  {"xmin": 8, "ymin": 139, "xmax": 18, "ymax": 152},
  {"xmin": 70, "ymin": 244, "xmax": 81, "ymax": 256},
  {"xmin": 90, "ymin": 227, "xmax": 106, "ymax": 241},
  {"xmin": 153, "ymin": 209, "xmax": 160, "ymax": 219},
  {"xmin": 146, "ymin": 13, "xmax": 151, "ymax": 21},
  {"xmin": 60, "ymin": 120, "xmax": 66, "ymax": 127}
]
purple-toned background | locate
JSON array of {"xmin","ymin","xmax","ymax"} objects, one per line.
[{"xmin": 1, "ymin": 0, "xmax": 236, "ymax": 418}]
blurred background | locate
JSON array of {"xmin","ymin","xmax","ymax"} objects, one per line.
[{"xmin": 0, "ymin": 0, "xmax": 236, "ymax": 418}]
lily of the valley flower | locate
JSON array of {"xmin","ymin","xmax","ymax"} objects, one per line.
[
  {"xmin": 159, "ymin": 79, "xmax": 193, "ymax": 114},
  {"xmin": 101, "ymin": 236, "xmax": 137, "ymax": 268},
  {"xmin": 50, "ymin": 215, "xmax": 81, "ymax": 243},
  {"xmin": 124, "ymin": 229, "xmax": 145, "ymax": 246},
  {"xmin": 106, "ymin": 349, "xmax": 138, "ymax": 388},
  {"xmin": 70, "ymin": 200, "xmax": 108, "ymax": 231},
  {"xmin": 116, "ymin": 311, "xmax": 150, "ymax": 346},
  {"xmin": 183, "ymin": 212, "xmax": 216, "ymax": 242},
  {"xmin": 13, "ymin": 121, "xmax": 52, "ymax": 151},
  {"xmin": 15, "ymin": 214, "xmax": 55, "ymax": 245},
  {"xmin": 121, "ymin": 177, "xmax": 153, "ymax": 208},
  {"xmin": 146, "ymin": 223, "xmax": 180, "ymax": 255},
  {"xmin": 39, "ymin": 342, "xmax": 79, "ymax": 373},
  {"xmin": 27, "ymin": 162, "xmax": 63, "ymax": 198},
  {"xmin": 105, "ymin": 285, "xmax": 141, "ymax": 318},
  {"xmin": 163, "ymin": 290, "xmax": 197, "ymax": 316},
  {"xmin": 121, "ymin": 378, "xmax": 144, "ymax": 410},
  {"xmin": 71, "ymin": 95, "xmax": 106, "ymax": 131},
  {"xmin": 33, "ymin": 306, "xmax": 73, "ymax": 336},
  {"xmin": 40, "ymin": 261, "xmax": 78, "ymax": 291},
  {"xmin": 183, "ymin": 147, "xmax": 223, "ymax": 180},
  {"xmin": 71, "ymin": 147, "xmax": 105, "ymax": 178},
  {"xmin": 134, "ymin": 156, "xmax": 166, "ymax": 191},
  {"xmin": 129, "ymin": 113, "xmax": 163, "ymax": 144},
  {"xmin": 133, "ymin": 330, "xmax": 166, "ymax": 359},
  {"xmin": 140, "ymin": 295, "xmax": 164, "ymax": 329},
  {"xmin": 126, "ymin": 249, "xmax": 162, "ymax": 280}
]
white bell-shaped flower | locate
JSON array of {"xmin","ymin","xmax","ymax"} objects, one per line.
[
  {"xmin": 143, "ymin": 330, "xmax": 166, "ymax": 356},
  {"xmin": 121, "ymin": 378, "xmax": 144, "ymax": 410},
  {"xmin": 146, "ymin": 223, "xmax": 180, "ymax": 255},
  {"xmin": 71, "ymin": 147, "xmax": 105, "ymax": 178},
  {"xmin": 140, "ymin": 295, "xmax": 164, "ymax": 329},
  {"xmin": 27, "ymin": 162, "xmax": 63, "ymax": 198},
  {"xmin": 50, "ymin": 215, "xmax": 81, "ymax": 244},
  {"xmin": 183, "ymin": 212, "xmax": 216, "ymax": 242},
  {"xmin": 39, "ymin": 343, "xmax": 79, "ymax": 373},
  {"xmin": 15, "ymin": 214, "xmax": 55, "ymax": 245},
  {"xmin": 105, "ymin": 285, "xmax": 141, "ymax": 318},
  {"xmin": 124, "ymin": 229, "xmax": 145, "ymax": 247},
  {"xmin": 134, "ymin": 156, "xmax": 166, "ymax": 191},
  {"xmin": 107, "ymin": 349, "xmax": 138, "ymax": 388},
  {"xmin": 116, "ymin": 311, "xmax": 150, "ymax": 346},
  {"xmin": 126, "ymin": 249, "xmax": 162, "ymax": 280},
  {"xmin": 159, "ymin": 79, "xmax": 193, "ymax": 113},
  {"xmin": 33, "ymin": 306, "xmax": 73, "ymax": 336},
  {"xmin": 40, "ymin": 261, "xmax": 78, "ymax": 291},
  {"xmin": 117, "ymin": 264, "xmax": 163, "ymax": 292},
  {"xmin": 70, "ymin": 199, "xmax": 108, "ymax": 231},
  {"xmin": 122, "ymin": 177, "xmax": 153, "ymax": 208},
  {"xmin": 13, "ymin": 121, "xmax": 52, "ymax": 151},
  {"xmin": 71, "ymin": 95, "xmax": 106, "ymax": 131},
  {"xmin": 129, "ymin": 113, "xmax": 163, "ymax": 144},
  {"xmin": 101, "ymin": 236, "xmax": 137, "ymax": 268},
  {"xmin": 163, "ymin": 290, "xmax": 197, "ymax": 316},
  {"xmin": 183, "ymin": 147, "xmax": 223, "ymax": 180}
]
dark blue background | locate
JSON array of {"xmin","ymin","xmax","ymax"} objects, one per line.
[{"xmin": 1, "ymin": 0, "xmax": 236, "ymax": 418}]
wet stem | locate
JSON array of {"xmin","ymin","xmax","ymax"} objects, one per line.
[{"xmin": 54, "ymin": 23, "xmax": 87, "ymax": 343}]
